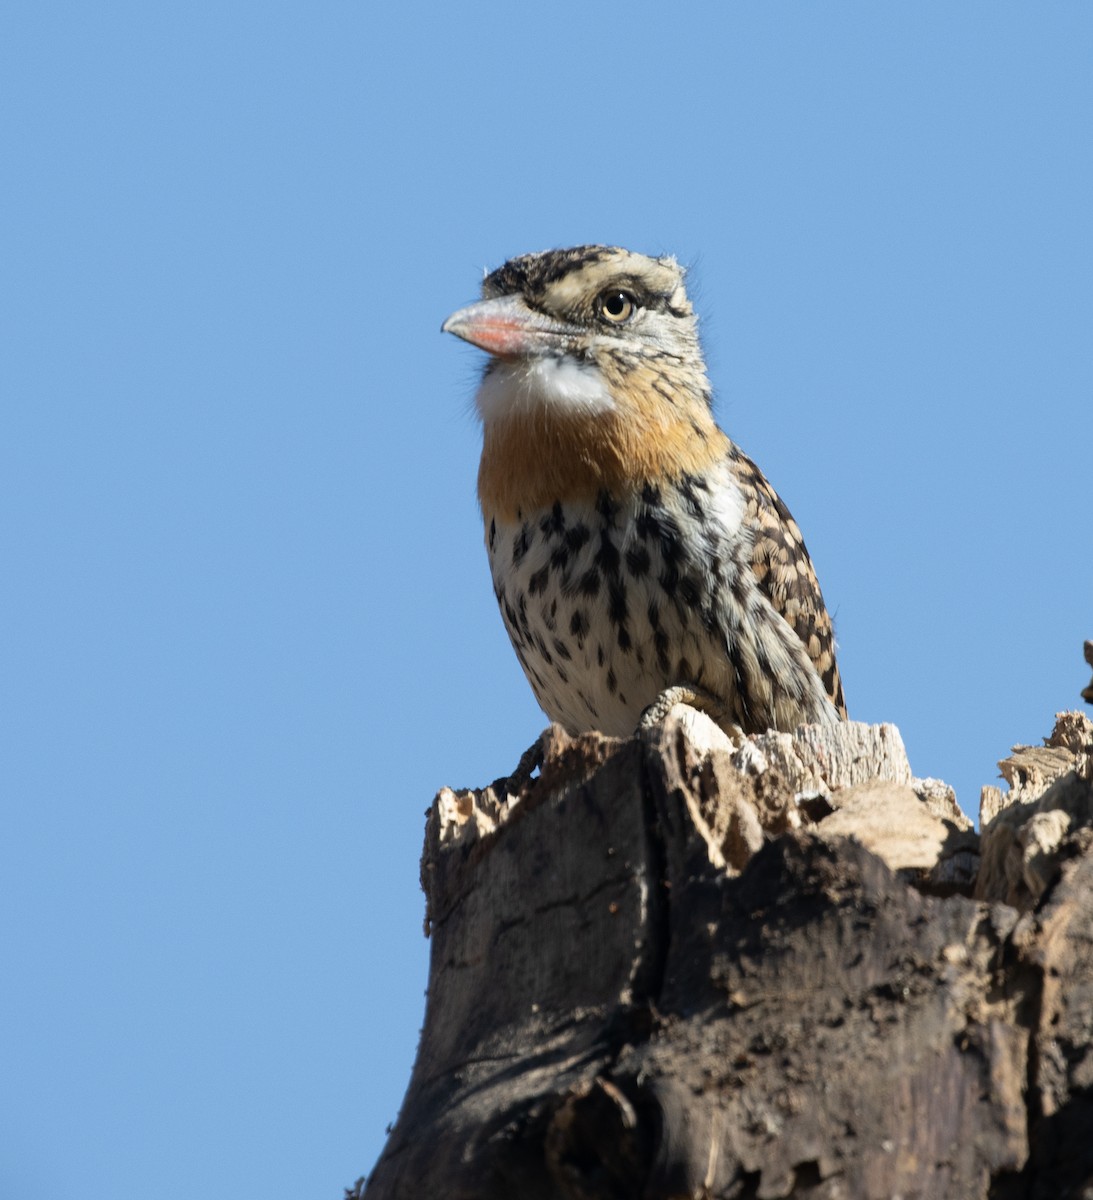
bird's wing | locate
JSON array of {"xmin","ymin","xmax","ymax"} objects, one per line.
[{"xmin": 727, "ymin": 448, "xmax": 847, "ymax": 716}]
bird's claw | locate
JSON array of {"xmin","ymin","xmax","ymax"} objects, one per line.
[
  {"xmin": 638, "ymin": 684, "xmax": 743, "ymax": 742},
  {"xmin": 502, "ymin": 734, "xmax": 545, "ymax": 795}
]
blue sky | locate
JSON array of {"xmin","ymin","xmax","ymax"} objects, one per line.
[{"xmin": 2, "ymin": 4, "xmax": 1091, "ymax": 1197}]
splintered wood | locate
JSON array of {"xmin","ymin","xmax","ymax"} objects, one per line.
[{"xmin": 359, "ymin": 708, "xmax": 1093, "ymax": 1200}]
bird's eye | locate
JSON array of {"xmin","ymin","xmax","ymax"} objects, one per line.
[{"xmin": 598, "ymin": 291, "xmax": 635, "ymax": 323}]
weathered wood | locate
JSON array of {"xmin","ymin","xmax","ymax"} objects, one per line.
[
  {"xmin": 356, "ymin": 711, "xmax": 1093, "ymax": 1199},
  {"xmin": 976, "ymin": 711, "xmax": 1093, "ymax": 909}
]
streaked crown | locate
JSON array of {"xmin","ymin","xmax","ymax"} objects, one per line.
[{"xmin": 481, "ymin": 245, "xmax": 703, "ymax": 371}]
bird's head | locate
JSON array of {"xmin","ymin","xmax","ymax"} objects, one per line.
[
  {"xmin": 444, "ymin": 246, "xmax": 726, "ymax": 520},
  {"xmin": 442, "ymin": 246, "xmax": 711, "ymax": 426}
]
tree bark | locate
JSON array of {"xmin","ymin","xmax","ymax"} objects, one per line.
[{"xmin": 356, "ymin": 708, "xmax": 1093, "ymax": 1199}]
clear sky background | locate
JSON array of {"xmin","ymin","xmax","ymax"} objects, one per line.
[{"xmin": 2, "ymin": 4, "xmax": 1091, "ymax": 1198}]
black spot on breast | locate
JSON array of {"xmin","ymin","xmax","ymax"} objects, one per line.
[
  {"xmin": 534, "ymin": 632, "xmax": 554, "ymax": 667},
  {"xmin": 552, "ymin": 637, "xmax": 572, "ymax": 661},
  {"xmin": 659, "ymin": 518, "xmax": 684, "ymax": 565},
  {"xmin": 726, "ymin": 641, "xmax": 752, "ymax": 726},
  {"xmin": 654, "ymin": 628, "xmax": 670, "ymax": 671},
  {"xmin": 550, "ymin": 545, "xmax": 570, "ymax": 571},
  {"xmin": 529, "ymin": 565, "xmax": 550, "ymax": 596},
  {"xmin": 625, "ymin": 543, "xmax": 651, "ymax": 577},
  {"xmin": 617, "ymin": 627, "xmax": 632, "ymax": 653},
  {"xmin": 570, "ymin": 610, "xmax": 589, "ymax": 639},
  {"xmin": 685, "ymin": 471, "xmax": 709, "ymax": 492},
  {"xmin": 540, "ymin": 501, "xmax": 565, "ymax": 538},
  {"xmin": 679, "ymin": 474, "xmax": 707, "ymax": 519},
  {"xmin": 578, "ymin": 568, "xmax": 601, "ymax": 597},
  {"xmin": 595, "ymin": 491, "xmax": 619, "ymax": 525},
  {"xmin": 608, "ymin": 578, "xmax": 628, "ymax": 627},
  {"xmin": 679, "ymin": 575, "xmax": 700, "ymax": 607},
  {"xmin": 606, "ymin": 668, "xmax": 617, "ymax": 695},
  {"xmin": 597, "ymin": 644, "xmax": 605, "ymax": 667},
  {"xmin": 641, "ymin": 482, "xmax": 662, "ymax": 506},
  {"xmin": 513, "ymin": 524, "xmax": 532, "ymax": 565},
  {"xmin": 595, "ymin": 531, "xmax": 620, "ymax": 575},
  {"xmin": 565, "ymin": 523, "xmax": 591, "ymax": 552},
  {"xmin": 637, "ymin": 508, "xmax": 684, "ymax": 565},
  {"xmin": 516, "ymin": 593, "xmax": 530, "ymax": 637},
  {"xmin": 526, "ymin": 661, "xmax": 548, "ymax": 691},
  {"xmin": 488, "ymin": 519, "xmax": 496, "ymax": 552}
]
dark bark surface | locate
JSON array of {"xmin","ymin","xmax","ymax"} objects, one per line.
[{"xmin": 356, "ymin": 711, "xmax": 1093, "ymax": 1200}]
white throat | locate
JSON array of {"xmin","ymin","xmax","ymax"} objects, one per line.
[{"xmin": 475, "ymin": 356, "xmax": 616, "ymax": 424}]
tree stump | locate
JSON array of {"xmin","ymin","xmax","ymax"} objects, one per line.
[{"xmin": 355, "ymin": 709, "xmax": 1093, "ymax": 1199}]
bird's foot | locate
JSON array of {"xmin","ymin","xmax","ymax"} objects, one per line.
[
  {"xmin": 502, "ymin": 733, "xmax": 545, "ymax": 795},
  {"xmin": 638, "ymin": 684, "xmax": 746, "ymax": 743}
]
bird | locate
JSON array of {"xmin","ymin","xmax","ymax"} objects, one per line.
[{"xmin": 442, "ymin": 245, "xmax": 846, "ymax": 741}]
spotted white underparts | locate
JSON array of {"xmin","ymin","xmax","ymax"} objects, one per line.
[{"xmin": 484, "ymin": 465, "xmax": 840, "ymax": 737}]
